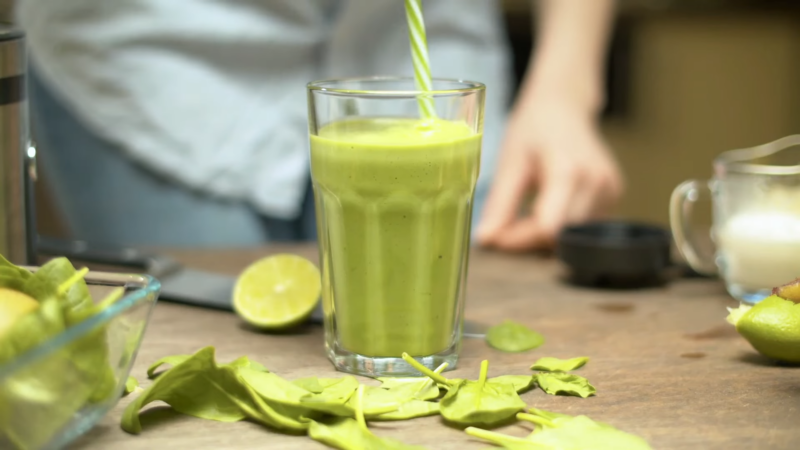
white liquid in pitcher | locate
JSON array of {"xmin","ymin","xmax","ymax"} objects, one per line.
[{"xmin": 717, "ymin": 212, "xmax": 800, "ymax": 291}]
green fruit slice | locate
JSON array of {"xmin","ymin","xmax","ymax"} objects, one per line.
[
  {"xmin": 727, "ymin": 295, "xmax": 800, "ymax": 363},
  {"xmin": 233, "ymin": 254, "xmax": 321, "ymax": 330}
]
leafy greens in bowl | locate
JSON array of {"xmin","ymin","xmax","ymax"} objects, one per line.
[{"xmin": 0, "ymin": 255, "xmax": 160, "ymax": 450}]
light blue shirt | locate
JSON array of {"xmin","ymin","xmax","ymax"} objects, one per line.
[{"xmin": 18, "ymin": 0, "xmax": 512, "ymax": 222}]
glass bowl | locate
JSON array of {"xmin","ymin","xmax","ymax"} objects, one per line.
[{"xmin": 0, "ymin": 269, "xmax": 160, "ymax": 450}]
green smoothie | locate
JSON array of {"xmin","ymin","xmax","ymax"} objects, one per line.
[{"xmin": 310, "ymin": 117, "xmax": 481, "ymax": 358}]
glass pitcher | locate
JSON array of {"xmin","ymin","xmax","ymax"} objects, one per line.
[{"xmin": 670, "ymin": 135, "xmax": 800, "ymax": 303}]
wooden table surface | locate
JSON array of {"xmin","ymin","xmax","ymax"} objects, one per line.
[{"xmin": 71, "ymin": 245, "xmax": 800, "ymax": 450}]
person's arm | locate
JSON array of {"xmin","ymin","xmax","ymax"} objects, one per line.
[
  {"xmin": 477, "ymin": 0, "xmax": 622, "ymax": 251},
  {"xmin": 525, "ymin": 0, "xmax": 615, "ymax": 116}
]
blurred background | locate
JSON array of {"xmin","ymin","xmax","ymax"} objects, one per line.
[
  {"xmin": 507, "ymin": 0, "xmax": 800, "ymax": 229},
  {"xmin": 4, "ymin": 0, "xmax": 800, "ymax": 240}
]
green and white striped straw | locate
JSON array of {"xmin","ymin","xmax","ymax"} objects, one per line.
[{"xmin": 404, "ymin": 0, "xmax": 437, "ymax": 119}]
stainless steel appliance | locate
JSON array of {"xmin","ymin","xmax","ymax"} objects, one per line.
[{"xmin": 0, "ymin": 24, "xmax": 36, "ymax": 265}]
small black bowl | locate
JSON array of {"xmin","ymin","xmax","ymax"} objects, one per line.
[{"xmin": 556, "ymin": 220, "xmax": 673, "ymax": 289}]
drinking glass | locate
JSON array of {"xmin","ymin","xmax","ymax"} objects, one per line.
[{"xmin": 307, "ymin": 77, "xmax": 485, "ymax": 376}]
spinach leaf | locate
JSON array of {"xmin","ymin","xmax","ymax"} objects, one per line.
[
  {"xmin": 122, "ymin": 347, "xmax": 247, "ymax": 433},
  {"xmin": 535, "ymin": 372, "xmax": 596, "ymax": 398},
  {"xmin": 22, "ymin": 258, "xmax": 93, "ymax": 323},
  {"xmin": 147, "ymin": 355, "xmax": 192, "ymax": 378},
  {"xmin": 518, "ymin": 411, "xmax": 652, "ymax": 449},
  {"xmin": 124, "ymin": 376, "xmax": 139, "ymax": 396},
  {"xmin": 358, "ymin": 363, "xmax": 450, "ymax": 420},
  {"xmin": 292, "ymin": 377, "xmax": 327, "ymax": 393},
  {"xmin": 489, "ymin": 375, "xmax": 537, "ymax": 393},
  {"xmin": 468, "ymin": 410, "xmax": 651, "ymax": 449},
  {"xmin": 402, "ymin": 353, "xmax": 525, "ymax": 427},
  {"xmin": 121, "ymin": 346, "xmax": 308, "ymax": 434},
  {"xmin": 523, "ymin": 407, "xmax": 573, "ymax": 425},
  {"xmin": 465, "ymin": 427, "xmax": 550, "ymax": 449},
  {"xmin": 530, "ymin": 356, "xmax": 589, "ymax": 372},
  {"xmin": 71, "ymin": 286, "xmax": 122, "ymax": 404},
  {"xmin": 0, "ymin": 268, "xmax": 27, "ymax": 291},
  {"xmin": 298, "ymin": 379, "xmax": 399, "ymax": 418},
  {"xmin": 146, "ymin": 349, "xmax": 267, "ymax": 380},
  {"xmin": 226, "ymin": 356, "xmax": 268, "ymax": 372},
  {"xmin": 298, "ymin": 376, "xmax": 360, "ymax": 417},
  {"xmin": 344, "ymin": 385, "xmax": 404, "ymax": 416},
  {"xmin": 292, "ymin": 377, "xmax": 359, "ymax": 395},
  {"xmin": 486, "ymin": 320, "xmax": 545, "ymax": 353},
  {"xmin": 377, "ymin": 362, "xmax": 447, "ymax": 401},
  {"xmin": 371, "ymin": 400, "xmax": 440, "ymax": 421},
  {"xmin": 238, "ymin": 367, "xmax": 313, "ymax": 408},
  {"xmin": 0, "ymin": 254, "xmax": 32, "ymax": 282},
  {"xmin": 236, "ymin": 366, "xmax": 322, "ymax": 424},
  {"xmin": 241, "ymin": 370, "xmax": 397, "ymax": 422},
  {"xmin": 520, "ymin": 408, "xmax": 612, "ymax": 432},
  {"xmin": 307, "ymin": 385, "xmax": 427, "ymax": 450},
  {"xmin": 435, "ymin": 374, "xmax": 535, "ymax": 394},
  {"xmin": 308, "ymin": 417, "xmax": 427, "ymax": 449}
]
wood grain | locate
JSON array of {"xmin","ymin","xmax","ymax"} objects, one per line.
[{"xmin": 71, "ymin": 245, "xmax": 800, "ymax": 450}]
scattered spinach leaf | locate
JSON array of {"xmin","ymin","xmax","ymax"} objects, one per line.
[
  {"xmin": 238, "ymin": 367, "xmax": 311, "ymax": 407},
  {"xmin": 489, "ymin": 375, "xmax": 537, "ymax": 394},
  {"xmin": 519, "ymin": 409, "xmax": 612, "ymax": 433},
  {"xmin": 0, "ymin": 255, "xmax": 33, "ymax": 282},
  {"xmin": 121, "ymin": 346, "xmax": 308, "ymax": 434},
  {"xmin": 467, "ymin": 410, "xmax": 651, "ymax": 449},
  {"xmin": 298, "ymin": 376, "xmax": 360, "ymax": 417},
  {"xmin": 530, "ymin": 356, "xmax": 589, "ymax": 372},
  {"xmin": 371, "ymin": 400, "xmax": 440, "ymax": 421},
  {"xmin": 122, "ymin": 347, "xmax": 247, "ymax": 433},
  {"xmin": 402, "ymin": 353, "xmax": 525, "ymax": 426},
  {"xmin": 146, "ymin": 355, "xmax": 192, "ymax": 379},
  {"xmin": 0, "ymin": 268, "xmax": 27, "ymax": 291},
  {"xmin": 22, "ymin": 259, "xmax": 93, "ymax": 323},
  {"xmin": 523, "ymin": 408, "xmax": 573, "ymax": 426},
  {"xmin": 465, "ymin": 427, "xmax": 550, "ymax": 449},
  {"xmin": 124, "ymin": 376, "xmax": 139, "ymax": 396},
  {"xmin": 236, "ymin": 366, "xmax": 321, "ymax": 424},
  {"xmin": 307, "ymin": 385, "xmax": 427, "ymax": 449},
  {"xmin": 376, "ymin": 362, "xmax": 448, "ymax": 401},
  {"xmin": 292, "ymin": 377, "xmax": 327, "ymax": 393},
  {"xmin": 226, "ymin": 356, "xmax": 268, "ymax": 372},
  {"xmin": 344, "ymin": 385, "xmax": 404, "ymax": 416},
  {"xmin": 535, "ymin": 372, "xmax": 596, "ymax": 398},
  {"xmin": 486, "ymin": 320, "xmax": 545, "ymax": 353},
  {"xmin": 518, "ymin": 411, "xmax": 652, "ymax": 449}
]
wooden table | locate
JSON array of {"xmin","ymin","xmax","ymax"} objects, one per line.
[{"xmin": 72, "ymin": 245, "xmax": 800, "ymax": 449}]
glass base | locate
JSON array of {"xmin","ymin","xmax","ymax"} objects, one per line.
[
  {"xmin": 726, "ymin": 283, "xmax": 773, "ymax": 305},
  {"xmin": 326, "ymin": 341, "xmax": 459, "ymax": 377}
]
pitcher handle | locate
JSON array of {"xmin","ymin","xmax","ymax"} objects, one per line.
[{"xmin": 669, "ymin": 179, "xmax": 717, "ymax": 275}]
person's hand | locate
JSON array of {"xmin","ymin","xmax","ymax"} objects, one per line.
[{"xmin": 476, "ymin": 92, "xmax": 624, "ymax": 252}]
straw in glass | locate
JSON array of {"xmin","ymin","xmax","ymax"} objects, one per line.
[{"xmin": 404, "ymin": 0, "xmax": 437, "ymax": 119}]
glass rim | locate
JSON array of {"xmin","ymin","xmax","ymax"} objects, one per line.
[
  {"xmin": 307, "ymin": 76, "xmax": 485, "ymax": 96},
  {"xmin": 715, "ymin": 134, "xmax": 800, "ymax": 176}
]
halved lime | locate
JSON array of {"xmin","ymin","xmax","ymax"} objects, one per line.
[
  {"xmin": 0, "ymin": 288, "xmax": 39, "ymax": 337},
  {"xmin": 233, "ymin": 254, "xmax": 321, "ymax": 330}
]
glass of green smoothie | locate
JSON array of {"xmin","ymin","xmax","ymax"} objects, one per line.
[{"xmin": 307, "ymin": 76, "xmax": 485, "ymax": 377}]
